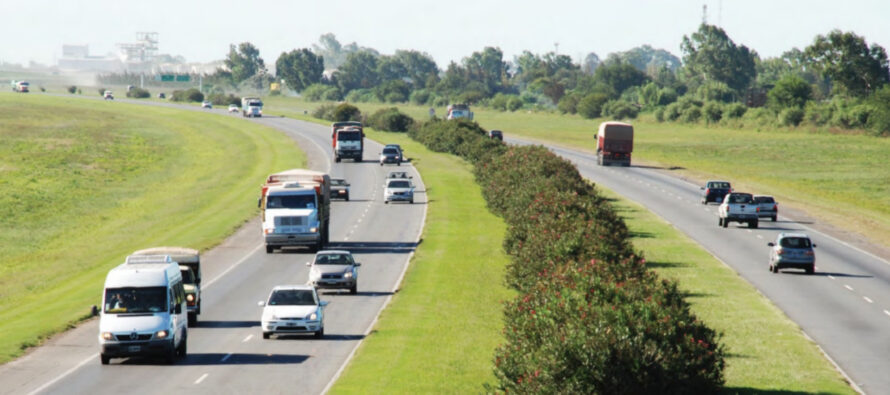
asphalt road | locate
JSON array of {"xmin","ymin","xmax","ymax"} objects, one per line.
[
  {"xmin": 0, "ymin": 109, "xmax": 426, "ymax": 395},
  {"xmin": 508, "ymin": 136, "xmax": 890, "ymax": 394}
]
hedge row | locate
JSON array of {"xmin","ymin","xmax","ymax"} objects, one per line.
[{"xmin": 408, "ymin": 119, "xmax": 725, "ymax": 393}]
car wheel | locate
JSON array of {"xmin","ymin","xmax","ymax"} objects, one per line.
[
  {"xmin": 315, "ymin": 328, "xmax": 324, "ymax": 339},
  {"xmin": 768, "ymin": 264, "xmax": 773, "ymax": 272},
  {"xmin": 379, "ymin": 162, "xmax": 383, "ymax": 166},
  {"xmin": 345, "ymin": 194, "xmax": 349, "ymax": 201},
  {"xmin": 410, "ymin": 199, "xmax": 414, "ymax": 204},
  {"xmin": 772, "ymin": 264, "xmax": 780, "ymax": 273},
  {"xmin": 350, "ymin": 284, "xmax": 357, "ymax": 295},
  {"xmin": 165, "ymin": 345, "xmax": 176, "ymax": 365},
  {"xmin": 384, "ymin": 201, "xmax": 389, "ymax": 204},
  {"xmin": 100, "ymin": 354, "xmax": 110, "ymax": 365},
  {"xmin": 718, "ymin": 218, "xmax": 723, "ymax": 226},
  {"xmin": 177, "ymin": 336, "xmax": 187, "ymax": 357},
  {"xmin": 772, "ymin": 216, "xmax": 777, "ymax": 222},
  {"xmin": 263, "ymin": 332, "xmax": 270, "ymax": 340},
  {"xmin": 806, "ymin": 265, "xmax": 815, "ymax": 275},
  {"xmin": 265, "ymin": 245, "xmax": 274, "ymax": 254}
]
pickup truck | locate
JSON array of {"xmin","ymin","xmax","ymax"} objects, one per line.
[{"xmin": 718, "ymin": 192, "xmax": 759, "ymax": 228}]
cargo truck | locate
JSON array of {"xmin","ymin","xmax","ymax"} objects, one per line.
[
  {"xmin": 445, "ymin": 104, "xmax": 473, "ymax": 120},
  {"xmin": 259, "ymin": 169, "xmax": 331, "ymax": 253},
  {"xmin": 331, "ymin": 121, "xmax": 364, "ymax": 162},
  {"xmin": 596, "ymin": 121, "xmax": 633, "ymax": 166},
  {"xmin": 11, "ymin": 80, "xmax": 29, "ymax": 93},
  {"xmin": 241, "ymin": 97, "xmax": 263, "ymax": 118}
]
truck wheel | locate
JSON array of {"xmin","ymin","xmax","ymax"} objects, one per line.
[
  {"xmin": 265, "ymin": 245, "xmax": 274, "ymax": 254},
  {"xmin": 100, "ymin": 354, "xmax": 110, "ymax": 365},
  {"xmin": 335, "ymin": 157, "xmax": 341, "ymax": 163},
  {"xmin": 379, "ymin": 162, "xmax": 383, "ymax": 167},
  {"xmin": 750, "ymin": 220, "xmax": 759, "ymax": 229},
  {"xmin": 345, "ymin": 194, "xmax": 350, "ymax": 201},
  {"xmin": 314, "ymin": 328, "xmax": 324, "ymax": 339},
  {"xmin": 263, "ymin": 332, "xmax": 271, "ymax": 340},
  {"xmin": 177, "ymin": 335, "xmax": 187, "ymax": 357},
  {"xmin": 806, "ymin": 265, "xmax": 815, "ymax": 275},
  {"xmin": 722, "ymin": 218, "xmax": 728, "ymax": 228},
  {"xmin": 188, "ymin": 313, "xmax": 197, "ymax": 326},
  {"xmin": 718, "ymin": 218, "xmax": 723, "ymax": 227}
]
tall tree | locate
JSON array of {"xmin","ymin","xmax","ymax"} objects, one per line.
[
  {"xmin": 681, "ymin": 24, "xmax": 757, "ymax": 91},
  {"xmin": 393, "ymin": 50, "xmax": 439, "ymax": 89},
  {"xmin": 582, "ymin": 52, "xmax": 601, "ymax": 74},
  {"xmin": 462, "ymin": 47, "xmax": 510, "ymax": 96},
  {"xmin": 805, "ymin": 30, "xmax": 890, "ymax": 96},
  {"xmin": 334, "ymin": 51, "xmax": 380, "ymax": 93},
  {"xmin": 224, "ymin": 42, "xmax": 266, "ymax": 83},
  {"xmin": 592, "ymin": 60, "xmax": 649, "ymax": 97},
  {"xmin": 606, "ymin": 45, "xmax": 681, "ymax": 73},
  {"xmin": 275, "ymin": 49, "xmax": 324, "ymax": 93}
]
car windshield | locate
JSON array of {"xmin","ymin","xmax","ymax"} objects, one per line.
[
  {"xmin": 315, "ymin": 253, "xmax": 354, "ymax": 265},
  {"xmin": 266, "ymin": 194, "xmax": 316, "ymax": 209},
  {"xmin": 180, "ymin": 269, "xmax": 195, "ymax": 284},
  {"xmin": 104, "ymin": 287, "xmax": 167, "ymax": 314},
  {"xmin": 709, "ymin": 182, "xmax": 731, "ymax": 189},
  {"xmin": 331, "ymin": 179, "xmax": 346, "ymax": 186},
  {"xmin": 383, "ymin": 148, "xmax": 398, "ymax": 154},
  {"xmin": 388, "ymin": 180, "xmax": 411, "ymax": 188},
  {"xmin": 268, "ymin": 289, "xmax": 316, "ymax": 306},
  {"xmin": 780, "ymin": 237, "xmax": 812, "ymax": 248},
  {"xmin": 754, "ymin": 196, "xmax": 775, "ymax": 203},
  {"xmin": 728, "ymin": 194, "xmax": 753, "ymax": 204}
]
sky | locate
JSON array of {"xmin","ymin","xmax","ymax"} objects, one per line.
[{"xmin": 2, "ymin": 0, "xmax": 889, "ymax": 69}]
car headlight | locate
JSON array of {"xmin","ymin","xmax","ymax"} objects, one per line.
[
  {"xmin": 308, "ymin": 312, "xmax": 317, "ymax": 320},
  {"xmin": 101, "ymin": 332, "xmax": 114, "ymax": 340},
  {"xmin": 264, "ymin": 228, "xmax": 275, "ymax": 235},
  {"xmin": 309, "ymin": 227, "xmax": 318, "ymax": 233},
  {"xmin": 344, "ymin": 271, "xmax": 353, "ymax": 278},
  {"xmin": 186, "ymin": 294, "xmax": 195, "ymax": 302},
  {"xmin": 155, "ymin": 330, "xmax": 169, "ymax": 339}
]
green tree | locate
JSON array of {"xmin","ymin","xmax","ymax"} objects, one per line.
[
  {"xmin": 606, "ymin": 45, "xmax": 681, "ymax": 73},
  {"xmin": 393, "ymin": 50, "xmax": 439, "ymax": 89},
  {"xmin": 462, "ymin": 47, "xmax": 510, "ymax": 97},
  {"xmin": 768, "ymin": 74, "xmax": 813, "ymax": 109},
  {"xmin": 581, "ymin": 52, "xmax": 601, "ymax": 74},
  {"xmin": 224, "ymin": 42, "xmax": 266, "ymax": 83},
  {"xmin": 805, "ymin": 30, "xmax": 890, "ymax": 97},
  {"xmin": 681, "ymin": 24, "xmax": 757, "ymax": 91},
  {"xmin": 592, "ymin": 60, "xmax": 649, "ymax": 97},
  {"xmin": 334, "ymin": 51, "xmax": 380, "ymax": 94},
  {"xmin": 275, "ymin": 49, "xmax": 324, "ymax": 93}
]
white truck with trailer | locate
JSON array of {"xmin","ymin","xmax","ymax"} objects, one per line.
[
  {"xmin": 260, "ymin": 169, "xmax": 331, "ymax": 253},
  {"xmin": 241, "ymin": 97, "xmax": 263, "ymax": 117}
]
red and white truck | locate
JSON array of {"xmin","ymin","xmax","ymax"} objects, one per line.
[
  {"xmin": 596, "ymin": 121, "xmax": 634, "ymax": 166},
  {"xmin": 11, "ymin": 80, "xmax": 29, "ymax": 93},
  {"xmin": 331, "ymin": 121, "xmax": 364, "ymax": 162},
  {"xmin": 445, "ymin": 104, "xmax": 473, "ymax": 120},
  {"xmin": 259, "ymin": 169, "xmax": 331, "ymax": 253}
]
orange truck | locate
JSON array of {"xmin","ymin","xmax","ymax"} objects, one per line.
[{"xmin": 596, "ymin": 121, "xmax": 634, "ymax": 166}]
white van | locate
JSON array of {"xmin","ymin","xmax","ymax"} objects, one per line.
[
  {"xmin": 130, "ymin": 247, "xmax": 201, "ymax": 326},
  {"xmin": 98, "ymin": 255, "xmax": 188, "ymax": 365}
]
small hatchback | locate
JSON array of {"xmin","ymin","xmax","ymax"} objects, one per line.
[
  {"xmin": 380, "ymin": 147, "xmax": 402, "ymax": 166},
  {"xmin": 753, "ymin": 195, "xmax": 778, "ymax": 222},
  {"xmin": 768, "ymin": 233, "xmax": 816, "ymax": 274},
  {"xmin": 307, "ymin": 250, "xmax": 361, "ymax": 294},
  {"xmin": 259, "ymin": 285, "xmax": 328, "ymax": 339}
]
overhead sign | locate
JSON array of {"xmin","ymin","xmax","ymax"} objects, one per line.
[
  {"xmin": 175, "ymin": 75, "xmax": 190, "ymax": 82},
  {"xmin": 155, "ymin": 74, "xmax": 189, "ymax": 82}
]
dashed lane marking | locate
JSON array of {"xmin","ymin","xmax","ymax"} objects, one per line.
[
  {"xmin": 864, "ymin": 297, "xmax": 873, "ymax": 304},
  {"xmin": 845, "ymin": 285, "xmax": 854, "ymax": 291},
  {"xmin": 242, "ymin": 334, "xmax": 253, "ymax": 342},
  {"xmin": 195, "ymin": 373, "xmax": 209, "ymax": 385}
]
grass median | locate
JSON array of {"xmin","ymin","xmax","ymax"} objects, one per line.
[
  {"xmin": 0, "ymin": 93, "xmax": 304, "ymax": 363},
  {"xmin": 329, "ymin": 129, "xmax": 513, "ymax": 393}
]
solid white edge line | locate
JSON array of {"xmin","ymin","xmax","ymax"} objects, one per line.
[
  {"xmin": 26, "ymin": 352, "xmax": 96, "ymax": 395},
  {"xmin": 321, "ymin": 164, "xmax": 428, "ymax": 395},
  {"xmin": 194, "ymin": 373, "xmax": 209, "ymax": 385}
]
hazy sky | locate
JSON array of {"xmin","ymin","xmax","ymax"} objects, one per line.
[{"xmin": 3, "ymin": 0, "xmax": 889, "ymax": 68}]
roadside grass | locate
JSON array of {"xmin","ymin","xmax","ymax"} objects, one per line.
[
  {"xmin": 0, "ymin": 92, "xmax": 305, "ymax": 363},
  {"xmin": 329, "ymin": 129, "xmax": 513, "ymax": 393},
  {"xmin": 602, "ymin": 187, "xmax": 854, "ymax": 393}
]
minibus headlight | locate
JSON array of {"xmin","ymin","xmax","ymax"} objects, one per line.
[
  {"xmin": 155, "ymin": 330, "xmax": 169, "ymax": 339},
  {"xmin": 310, "ymin": 227, "xmax": 318, "ymax": 233},
  {"xmin": 186, "ymin": 294, "xmax": 195, "ymax": 302},
  {"xmin": 101, "ymin": 332, "xmax": 114, "ymax": 340}
]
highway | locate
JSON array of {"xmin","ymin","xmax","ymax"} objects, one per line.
[
  {"xmin": 508, "ymin": 136, "xmax": 890, "ymax": 394},
  {"xmin": 0, "ymin": 111, "xmax": 426, "ymax": 394}
]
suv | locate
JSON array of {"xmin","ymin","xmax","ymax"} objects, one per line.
[
  {"xmin": 701, "ymin": 181, "xmax": 731, "ymax": 204},
  {"xmin": 384, "ymin": 178, "xmax": 414, "ymax": 204},
  {"xmin": 306, "ymin": 250, "xmax": 361, "ymax": 294},
  {"xmin": 488, "ymin": 130, "xmax": 503, "ymax": 141},
  {"xmin": 768, "ymin": 233, "xmax": 816, "ymax": 274},
  {"xmin": 379, "ymin": 147, "xmax": 402, "ymax": 166},
  {"xmin": 103, "ymin": 91, "xmax": 114, "ymax": 100},
  {"xmin": 753, "ymin": 195, "xmax": 778, "ymax": 222}
]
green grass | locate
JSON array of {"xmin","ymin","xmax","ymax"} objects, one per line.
[
  {"xmin": 329, "ymin": 129, "xmax": 513, "ymax": 393},
  {"xmin": 0, "ymin": 92, "xmax": 305, "ymax": 363},
  {"xmin": 603, "ymin": 187, "xmax": 853, "ymax": 393},
  {"xmin": 263, "ymin": 97, "xmax": 890, "ymax": 248}
]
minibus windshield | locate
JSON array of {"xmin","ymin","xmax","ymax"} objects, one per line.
[{"xmin": 104, "ymin": 287, "xmax": 167, "ymax": 314}]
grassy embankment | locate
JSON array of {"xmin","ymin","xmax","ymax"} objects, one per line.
[
  {"xmin": 263, "ymin": 96, "xmax": 890, "ymax": 250},
  {"xmin": 0, "ymin": 93, "xmax": 304, "ymax": 363}
]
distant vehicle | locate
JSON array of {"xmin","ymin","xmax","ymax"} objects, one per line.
[
  {"xmin": 384, "ymin": 178, "xmax": 414, "ymax": 204},
  {"xmin": 306, "ymin": 250, "xmax": 361, "ymax": 294},
  {"xmin": 386, "ymin": 171, "xmax": 411, "ymax": 180},
  {"xmin": 596, "ymin": 121, "xmax": 633, "ymax": 166},
  {"xmin": 157, "ymin": 92, "xmax": 166, "ymax": 99},
  {"xmin": 228, "ymin": 104, "xmax": 239, "ymax": 113},
  {"xmin": 260, "ymin": 169, "xmax": 331, "ymax": 253},
  {"xmin": 753, "ymin": 195, "xmax": 778, "ymax": 222},
  {"xmin": 768, "ymin": 233, "xmax": 816, "ymax": 274},
  {"xmin": 330, "ymin": 178, "xmax": 350, "ymax": 201},
  {"xmin": 129, "ymin": 247, "xmax": 202, "ymax": 326},
  {"xmin": 11, "ymin": 80, "xmax": 29, "ymax": 93},
  {"xmin": 379, "ymin": 147, "xmax": 402, "ymax": 166},
  {"xmin": 98, "ymin": 255, "xmax": 188, "ymax": 365},
  {"xmin": 241, "ymin": 97, "xmax": 263, "ymax": 117},
  {"xmin": 701, "ymin": 180, "xmax": 732, "ymax": 204},
  {"xmin": 446, "ymin": 103, "xmax": 474, "ymax": 120},
  {"xmin": 718, "ymin": 192, "xmax": 759, "ymax": 228},
  {"xmin": 384, "ymin": 144, "xmax": 404, "ymax": 161},
  {"xmin": 488, "ymin": 130, "xmax": 503, "ymax": 141},
  {"xmin": 258, "ymin": 285, "xmax": 328, "ymax": 339},
  {"xmin": 103, "ymin": 90, "xmax": 114, "ymax": 100},
  {"xmin": 331, "ymin": 122, "xmax": 364, "ymax": 162},
  {"xmin": 201, "ymin": 101, "xmax": 212, "ymax": 109}
]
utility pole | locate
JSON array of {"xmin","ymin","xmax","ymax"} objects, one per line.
[
  {"xmin": 554, "ymin": 42, "xmax": 559, "ymax": 55},
  {"xmin": 702, "ymin": 4, "xmax": 708, "ymax": 25}
]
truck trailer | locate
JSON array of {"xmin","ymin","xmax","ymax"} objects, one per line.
[
  {"xmin": 331, "ymin": 121, "xmax": 364, "ymax": 162},
  {"xmin": 596, "ymin": 121, "xmax": 634, "ymax": 166},
  {"xmin": 259, "ymin": 169, "xmax": 331, "ymax": 253}
]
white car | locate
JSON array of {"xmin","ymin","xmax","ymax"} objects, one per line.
[
  {"xmin": 384, "ymin": 179, "xmax": 414, "ymax": 204},
  {"xmin": 228, "ymin": 104, "xmax": 239, "ymax": 113},
  {"xmin": 258, "ymin": 285, "xmax": 327, "ymax": 339},
  {"xmin": 201, "ymin": 101, "xmax": 212, "ymax": 109},
  {"xmin": 307, "ymin": 250, "xmax": 361, "ymax": 294}
]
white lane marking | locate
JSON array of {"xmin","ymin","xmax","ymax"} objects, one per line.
[
  {"xmin": 756, "ymin": 235, "xmax": 763, "ymax": 239},
  {"xmin": 25, "ymin": 352, "xmax": 95, "ymax": 395},
  {"xmin": 884, "ymin": 310, "xmax": 890, "ymax": 317},
  {"xmin": 863, "ymin": 297, "xmax": 873, "ymax": 304},
  {"xmin": 221, "ymin": 353, "xmax": 233, "ymax": 362},
  {"xmin": 357, "ymin": 218, "xmax": 362, "ymax": 223},
  {"xmin": 747, "ymin": 229, "xmax": 753, "ymax": 233},
  {"xmin": 828, "ymin": 275, "xmax": 835, "ymax": 280},
  {"xmin": 204, "ymin": 243, "xmax": 264, "ymax": 289},
  {"xmin": 845, "ymin": 285, "xmax": 854, "ymax": 291},
  {"xmin": 242, "ymin": 334, "xmax": 253, "ymax": 342},
  {"xmin": 195, "ymin": 373, "xmax": 209, "ymax": 385},
  {"xmin": 343, "ymin": 236, "xmax": 349, "ymax": 241}
]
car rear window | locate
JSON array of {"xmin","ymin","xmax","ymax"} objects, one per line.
[
  {"xmin": 754, "ymin": 196, "xmax": 775, "ymax": 203},
  {"xmin": 728, "ymin": 194, "xmax": 753, "ymax": 203},
  {"xmin": 708, "ymin": 182, "xmax": 731, "ymax": 189},
  {"xmin": 780, "ymin": 237, "xmax": 812, "ymax": 248}
]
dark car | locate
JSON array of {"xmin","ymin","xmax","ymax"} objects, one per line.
[
  {"xmin": 701, "ymin": 180, "xmax": 732, "ymax": 204},
  {"xmin": 379, "ymin": 147, "xmax": 402, "ymax": 166},
  {"xmin": 330, "ymin": 178, "xmax": 350, "ymax": 201},
  {"xmin": 384, "ymin": 144, "xmax": 404, "ymax": 161},
  {"xmin": 488, "ymin": 130, "xmax": 503, "ymax": 141},
  {"xmin": 753, "ymin": 195, "xmax": 778, "ymax": 222},
  {"xmin": 768, "ymin": 233, "xmax": 816, "ymax": 274}
]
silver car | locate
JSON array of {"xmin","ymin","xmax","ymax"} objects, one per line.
[
  {"xmin": 753, "ymin": 195, "xmax": 778, "ymax": 222},
  {"xmin": 384, "ymin": 179, "xmax": 414, "ymax": 204},
  {"xmin": 768, "ymin": 233, "xmax": 816, "ymax": 274},
  {"xmin": 307, "ymin": 250, "xmax": 360, "ymax": 294}
]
